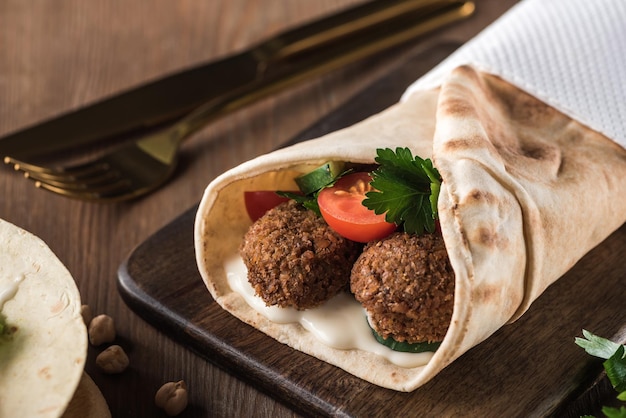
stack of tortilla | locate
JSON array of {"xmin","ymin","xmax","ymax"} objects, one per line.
[{"xmin": 0, "ymin": 219, "xmax": 110, "ymax": 417}]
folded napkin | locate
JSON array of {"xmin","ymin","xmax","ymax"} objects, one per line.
[{"xmin": 404, "ymin": 0, "xmax": 626, "ymax": 149}]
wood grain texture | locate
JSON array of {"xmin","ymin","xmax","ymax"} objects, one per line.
[{"xmin": 0, "ymin": 1, "xmax": 527, "ymax": 417}]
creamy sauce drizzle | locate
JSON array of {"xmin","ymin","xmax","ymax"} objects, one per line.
[
  {"xmin": 0, "ymin": 275, "xmax": 25, "ymax": 310},
  {"xmin": 225, "ymin": 255, "xmax": 433, "ymax": 368}
]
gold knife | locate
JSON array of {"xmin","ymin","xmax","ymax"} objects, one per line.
[{"xmin": 0, "ymin": 0, "xmax": 474, "ymax": 161}]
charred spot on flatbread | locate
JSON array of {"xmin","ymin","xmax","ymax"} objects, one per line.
[
  {"xmin": 350, "ymin": 232, "xmax": 455, "ymax": 344},
  {"xmin": 240, "ymin": 200, "xmax": 361, "ymax": 310}
]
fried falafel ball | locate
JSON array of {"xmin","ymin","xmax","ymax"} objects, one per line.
[
  {"xmin": 240, "ymin": 199, "xmax": 362, "ymax": 310},
  {"xmin": 350, "ymin": 231, "xmax": 454, "ymax": 344}
]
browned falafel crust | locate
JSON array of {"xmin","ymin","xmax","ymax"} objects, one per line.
[
  {"xmin": 350, "ymin": 232, "xmax": 454, "ymax": 344},
  {"xmin": 240, "ymin": 200, "xmax": 362, "ymax": 310}
]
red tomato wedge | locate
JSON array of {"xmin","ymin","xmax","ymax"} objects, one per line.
[
  {"xmin": 318, "ymin": 172, "xmax": 397, "ymax": 243},
  {"xmin": 244, "ymin": 191, "xmax": 292, "ymax": 222}
]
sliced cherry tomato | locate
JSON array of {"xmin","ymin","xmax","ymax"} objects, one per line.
[
  {"xmin": 317, "ymin": 172, "xmax": 397, "ymax": 243},
  {"xmin": 244, "ymin": 191, "xmax": 292, "ymax": 222}
]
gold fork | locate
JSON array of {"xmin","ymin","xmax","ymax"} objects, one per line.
[
  {"xmin": 5, "ymin": 90, "xmax": 253, "ymax": 202},
  {"xmin": 4, "ymin": 0, "xmax": 474, "ymax": 202}
]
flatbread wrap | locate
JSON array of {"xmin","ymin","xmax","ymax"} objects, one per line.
[
  {"xmin": 194, "ymin": 66, "xmax": 626, "ymax": 391},
  {"xmin": 0, "ymin": 219, "xmax": 90, "ymax": 416}
]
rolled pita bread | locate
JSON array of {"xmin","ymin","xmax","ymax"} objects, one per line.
[
  {"xmin": 194, "ymin": 66, "xmax": 626, "ymax": 391},
  {"xmin": 0, "ymin": 219, "xmax": 88, "ymax": 416}
]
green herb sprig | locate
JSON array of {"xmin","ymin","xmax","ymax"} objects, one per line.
[
  {"xmin": 575, "ymin": 330, "xmax": 626, "ymax": 418},
  {"xmin": 0, "ymin": 313, "xmax": 15, "ymax": 344},
  {"xmin": 363, "ymin": 147, "xmax": 441, "ymax": 235}
]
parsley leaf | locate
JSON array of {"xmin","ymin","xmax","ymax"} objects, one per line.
[
  {"xmin": 606, "ymin": 345, "xmax": 626, "ymax": 393},
  {"xmin": 363, "ymin": 147, "xmax": 441, "ymax": 235},
  {"xmin": 575, "ymin": 330, "xmax": 626, "ymax": 417},
  {"xmin": 0, "ymin": 313, "xmax": 6, "ymax": 337},
  {"xmin": 576, "ymin": 329, "xmax": 623, "ymax": 359},
  {"xmin": 601, "ymin": 406, "xmax": 626, "ymax": 418},
  {"xmin": 0, "ymin": 314, "xmax": 14, "ymax": 344}
]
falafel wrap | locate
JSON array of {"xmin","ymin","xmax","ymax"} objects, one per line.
[{"xmin": 194, "ymin": 0, "xmax": 626, "ymax": 392}]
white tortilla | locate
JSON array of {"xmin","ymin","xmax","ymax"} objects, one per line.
[
  {"xmin": 194, "ymin": 66, "xmax": 626, "ymax": 391},
  {"xmin": 0, "ymin": 219, "xmax": 88, "ymax": 417}
]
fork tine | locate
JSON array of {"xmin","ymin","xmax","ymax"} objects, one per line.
[
  {"xmin": 34, "ymin": 177, "xmax": 132, "ymax": 195},
  {"xmin": 5, "ymin": 152, "xmax": 166, "ymax": 202},
  {"xmin": 6, "ymin": 156, "xmax": 133, "ymax": 196},
  {"xmin": 33, "ymin": 180, "xmax": 134, "ymax": 202},
  {"xmin": 5, "ymin": 155, "xmax": 129, "ymax": 199},
  {"xmin": 32, "ymin": 175, "xmax": 130, "ymax": 191},
  {"xmin": 5, "ymin": 156, "xmax": 113, "ymax": 183},
  {"xmin": 25, "ymin": 167, "xmax": 122, "ymax": 187},
  {"xmin": 4, "ymin": 127, "xmax": 180, "ymax": 201}
]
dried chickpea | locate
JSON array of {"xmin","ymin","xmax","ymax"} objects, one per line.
[
  {"xmin": 88, "ymin": 314, "xmax": 115, "ymax": 346},
  {"xmin": 155, "ymin": 380, "xmax": 188, "ymax": 416},
  {"xmin": 95, "ymin": 345, "xmax": 129, "ymax": 374},
  {"xmin": 80, "ymin": 304, "xmax": 93, "ymax": 327}
]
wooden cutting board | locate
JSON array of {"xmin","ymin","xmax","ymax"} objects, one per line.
[{"xmin": 117, "ymin": 43, "xmax": 626, "ymax": 418}]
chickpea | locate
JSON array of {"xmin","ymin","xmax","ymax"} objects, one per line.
[
  {"xmin": 95, "ymin": 345, "xmax": 129, "ymax": 374},
  {"xmin": 155, "ymin": 380, "xmax": 188, "ymax": 416},
  {"xmin": 80, "ymin": 304, "xmax": 93, "ymax": 327},
  {"xmin": 88, "ymin": 314, "xmax": 115, "ymax": 346}
]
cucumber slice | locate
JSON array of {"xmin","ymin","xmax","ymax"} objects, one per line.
[
  {"xmin": 295, "ymin": 161, "xmax": 345, "ymax": 195},
  {"xmin": 371, "ymin": 324, "xmax": 441, "ymax": 353}
]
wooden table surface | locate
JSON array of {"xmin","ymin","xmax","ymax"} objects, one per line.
[{"xmin": 0, "ymin": 1, "xmax": 519, "ymax": 416}]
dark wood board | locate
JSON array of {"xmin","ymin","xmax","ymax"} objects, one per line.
[{"xmin": 117, "ymin": 43, "xmax": 626, "ymax": 418}]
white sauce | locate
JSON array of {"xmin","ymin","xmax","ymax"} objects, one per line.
[
  {"xmin": 225, "ymin": 255, "xmax": 433, "ymax": 368},
  {"xmin": 0, "ymin": 275, "xmax": 25, "ymax": 310}
]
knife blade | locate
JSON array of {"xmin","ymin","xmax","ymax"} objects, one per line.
[{"xmin": 0, "ymin": 0, "xmax": 474, "ymax": 161}]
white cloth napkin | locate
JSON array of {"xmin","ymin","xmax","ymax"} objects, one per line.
[{"xmin": 403, "ymin": 0, "xmax": 626, "ymax": 149}]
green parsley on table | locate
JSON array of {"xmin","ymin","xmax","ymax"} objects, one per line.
[
  {"xmin": 576, "ymin": 329, "xmax": 626, "ymax": 418},
  {"xmin": 364, "ymin": 147, "xmax": 441, "ymax": 235},
  {"xmin": 0, "ymin": 315, "xmax": 7, "ymax": 345},
  {"xmin": 0, "ymin": 313, "xmax": 6, "ymax": 337}
]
